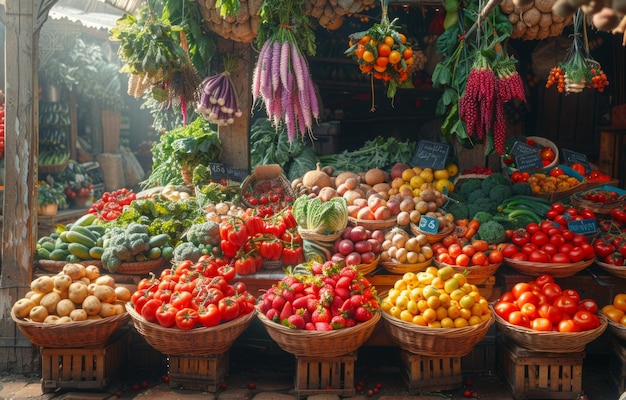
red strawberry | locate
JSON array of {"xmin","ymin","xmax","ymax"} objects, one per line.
[
  {"xmin": 287, "ymin": 314, "xmax": 305, "ymax": 329},
  {"xmin": 355, "ymin": 306, "xmax": 372, "ymax": 322},
  {"xmin": 314, "ymin": 321, "xmax": 333, "ymax": 331},
  {"xmin": 331, "ymin": 315, "xmax": 346, "ymax": 329},
  {"xmin": 279, "ymin": 301, "xmax": 293, "ymax": 322},
  {"xmin": 265, "ymin": 308, "xmax": 280, "ymax": 321},
  {"xmin": 312, "ymin": 306, "xmax": 331, "ymax": 324},
  {"xmin": 272, "ymin": 295, "xmax": 285, "ymax": 311}
]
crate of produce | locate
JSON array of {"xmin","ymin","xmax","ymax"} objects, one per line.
[
  {"xmin": 40, "ymin": 328, "xmax": 130, "ymax": 393},
  {"xmin": 399, "ymin": 349, "xmax": 463, "ymax": 393},
  {"xmin": 527, "ymin": 165, "xmax": 586, "ymax": 202},
  {"xmin": 168, "ymin": 352, "xmax": 229, "ymax": 392},
  {"xmin": 497, "ymin": 335, "xmax": 584, "ymax": 399},
  {"xmin": 240, "ymin": 164, "xmax": 295, "ymax": 213},
  {"xmin": 294, "ymin": 352, "xmax": 356, "ymax": 398}
]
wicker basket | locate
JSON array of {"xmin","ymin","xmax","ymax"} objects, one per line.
[
  {"xmin": 39, "ymin": 161, "xmax": 69, "ymax": 174},
  {"xmin": 504, "ymin": 257, "xmax": 593, "ymax": 278},
  {"xmin": 347, "ymin": 217, "xmax": 397, "ymax": 230},
  {"xmin": 434, "ymin": 260, "xmax": 502, "ymax": 284},
  {"xmin": 570, "ymin": 190, "xmax": 626, "ymax": 216},
  {"xmin": 240, "ymin": 165, "xmax": 295, "ymax": 213},
  {"xmin": 595, "ymin": 259, "xmax": 626, "ymax": 279},
  {"xmin": 381, "ymin": 259, "xmax": 432, "ymax": 275},
  {"xmin": 356, "ymin": 256, "xmax": 380, "ymax": 276},
  {"xmin": 256, "ymin": 307, "xmax": 381, "ymax": 357},
  {"xmin": 11, "ymin": 310, "xmax": 129, "ymax": 348},
  {"xmin": 501, "ymin": 136, "xmax": 559, "ymax": 173},
  {"xmin": 410, "ymin": 222, "xmax": 454, "ymax": 244},
  {"xmin": 114, "ymin": 258, "xmax": 165, "ymax": 275},
  {"xmin": 126, "ymin": 303, "xmax": 256, "ymax": 356},
  {"xmin": 36, "ymin": 259, "xmax": 102, "ymax": 274},
  {"xmin": 607, "ymin": 318, "xmax": 626, "ymax": 341},
  {"xmin": 492, "ymin": 308, "xmax": 607, "ymax": 353},
  {"xmin": 298, "ymin": 228, "xmax": 344, "ymax": 242},
  {"xmin": 381, "ymin": 311, "xmax": 494, "ymax": 357}
]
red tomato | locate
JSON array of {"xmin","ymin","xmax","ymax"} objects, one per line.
[
  {"xmin": 175, "ymin": 307, "xmax": 199, "ymax": 330},
  {"xmin": 553, "ymin": 294, "xmax": 579, "ymax": 317},
  {"xmin": 140, "ymin": 298, "xmax": 163, "ymax": 323},
  {"xmin": 170, "ymin": 291, "xmax": 193, "ymax": 310},
  {"xmin": 517, "ymin": 291, "xmax": 540, "ymax": 307},
  {"xmin": 559, "ymin": 243, "xmax": 574, "ymax": 254},
  {"xmin": 578, "ymin": 299, "xmax": 598, "ymax": 313},
  {"xmin": 581, "ymin": 243, "xmax": 595, "ymax": 260},
  {"xmin": 535, "ymin": 274, "xmax": 554, "ymax": 289},
  {"xmin": 531, "ymin": 317, "xmax": 553, "ymax": 331},
  {"xmin": 520, "ymin": 302, "xmax": 539, "ymax": 319},
  {"xmin": 568, "ymin": 247, "xmax": 586, "ymax": 263},
  {"xmin": 462, "ymin": 245, "xmax": 476, "ymax": 257},
  {"xmin": 571, "ymin": 233, "xmax": 589, "ymax": 247},
  {"xmin": 456, "ymin": 254, "xmax": 470, "ymax": 267},
  {"xmin": 512, "ymin": 230, "xmax": 531, "ymax": 246},
  {"xmin": 550, "ymin": 253, "xmax": 572, "ymax": 263},
  {"xmin": 549, "ymin": 167, "xmax": 565, "ymax": 177},
  {"xmin": 510, "ymin": 252, "xmax": 528, "ymax": 261},
  {"xmin": 542, "ymin": 283, "xmax": 563, "ymax": 303},
  {"xmin": 521, "ymin": 243, "xmax": 538, "ymax": 256},
  {"xmin": 558, "ymin": 319, "xmax": 581, "ymax": 332},
  {"xmin": 572, "ymin": 310, "xmax": 598, "ymax": 331},
  {"xmin": 494, "ymin": 301, "xmax": 519, "ymax": 320},
  {"xmin": 197, "ymin": 304, "xmax": 221, "ymax": 327},
  {"xmin": 218, "ymin": 297, "xmax": 240, "ymax": 321},
  {"xmin": 488, "ymin": 249, "xmax": 504, "ymax": 264},
  {"xmin": 528, "ymin": 249, "xmax": 550, "ymax": 263},
  {"xmin": 540, "ymin": 220, "xmax": 557, "ymax": 234},
  {"xmin": 155, "ymin": 303, "xmax": 178, "ymax": 328},
  {"xmin": 508, "ymin": 311, "xmax": 531, "ymax": 327},
  {"xmin": 562, "ymin": 289, "xmax": 581, "ymax": 303},
  {"xmin": 448, "ymin": 244, "xmax": 462, "ymax": 259},
  {"xmin": 531, "ymin": 231, "xmax": 549, "ymax": 247},
  {"xmin": 538, "ymin": 303, "xmax": 563, "ymax": 325},
  {"xmin": 549, "ymin": 234, "xmax": 566, "ymax": 247},
  {"xmin": 500, "ymin": 291, "xmax": 516, "ymax": 303},
  {"xmin": 541, "ymin": 243, "xmax": 558, "ymax": 256},
  {"xmin": 471, "ymin": 252, "xmax": 488, "ymax": 266},
  {"xmin": 512, "ymin": 282, "xmax": 533, "ymax": 299},
  {"xmin": 526, "ymin": 223, "xmax": 541, "ymax": 235},
  {"xmin": 501, "ymin": 244, "xmax": 520, "ymax": 258}
]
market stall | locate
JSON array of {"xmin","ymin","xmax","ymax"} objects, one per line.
[{"xmin": 4, "ymin": 0, "xmax": 626, "ymax": 398}]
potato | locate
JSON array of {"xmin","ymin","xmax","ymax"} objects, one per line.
[
  {"xmin": 44, "ymin": 315, "xmax": 60, "ymax": 324},
  {"xmin": 69, "ymin": 282, "xmax": 89, "ymax": 304},
  {"xmin": 94, "ymin": 285, "xmax": 117, "ymax": 304},
  {"xmin": 40, "ymin": 291, "xmax": 61, "ymax": 314},
  {"xmin": 53, "ymin": 274, "xmax": 72, "ymax": 292},
  {"xmin": 95, "ymin": 275, "xmax": 116, "ymax": 288},
  {"xmin": 70, "ymin": 309, "xmax": 88, "ymax": 322},
  {"xmin": 114, "ymin": 286, "xmax": 131, "ymax": 302},
  {"xmin": 63, "ymin": 263, "xmax": 86, "ymax": 280},
  {"xmin": 82, "ymin": 295, "xmax": 102, "ymax": 316},
  {"xmin": 56, "ymin": 299, "xmax": 76, "ymax": 317},
  {"xmin": 29, "ymin": 305, "xmax": 49, "ymax": 323},
  {"xmin": 12, "ymin": 298, "xmax": 36, "ymax": 319},
  {"xmin": 99, "ymin": 303, "xmax": 118, "ymax": 318},
  {"xmin": 31, "ymin": 276, "xmax": 54, "ymax": 294},
  {"xmin": 85, "ymin": 265, "xmax": 100, "ymax": 281},
  {"xmin": 56, "ymin": 316, "xmax": 72, "ymax": 324}
]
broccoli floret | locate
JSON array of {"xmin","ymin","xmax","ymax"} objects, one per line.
[
  {"xmin": 457, "ymin": 179, "xmax": 483, "ymax": 198},
  {"xmin": 467, "ymin": 189, "xmax": 488, "ymax": 204},
  {"xmin": 443, "ymin": 201, "xmax": 469, "ymax": 221},
  {"xmin": 489, "ymin": 184, "xmax": 513, "ymax": 204},
  {"xmin": 481, "ymin": 173, "xmax": 509, "ymax": 192},
  {"xmin": 185, "ymin": 221, "xmax": 220, "ymax": 247},
  {"xmin": 472, "ymin": 211, "xmax": 493, "ymax": 224},
  {"xmin": 128, "ymin": 232, "xmax": 150, "ymax": 254},
  {"xmin": 511, "ymin": 183, "xmax": 533, "ymax": 196},
  {"xmin": 476, "ymin": 220, "xmax": 506, "ymax": 244},
  {"xmin": 172, "ymin": 242, "xmax": 203, "ymax": 263},
  {"xmin": 127, "ymin": 222, "xmax": 150, "ymax": 235},
  {"xmin": 467, "ymin": 198, "xmax": 498, "ymax": 219},
  {"xmin": 100, "ymin": 224, "xmax": 152, "ymax": 272},
  {"xmin": 100, "ymin": 249, "xmax": 122, "ymax": 272}
]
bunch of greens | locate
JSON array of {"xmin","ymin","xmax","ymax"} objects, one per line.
[
  {"xmin": 292, "ymin": 195, "xmax": 348, "ymax": 234},
  {"xmin": 250, "ymin": 118, "xmax": 319, "ymax": 181},
  {"xmin": 142, "ymin": 117, "xmax": 221, "ymax": 188},
  {"xmin": 318, "ymin": 136, "xmax": 416, "ymax": 173}
]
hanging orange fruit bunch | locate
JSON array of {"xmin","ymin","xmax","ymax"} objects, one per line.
[{"xmin": 345, "ymin": 0, "xmax": 414, "ymax": 110}]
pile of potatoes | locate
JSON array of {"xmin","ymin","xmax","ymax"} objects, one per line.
[
  {"xmin": 500, "ymin": 0, "xmax": 574, "ymax": 40},
  {"xmin": 11, "ymin": 263, "xmax": 130, "ymax": 324}
]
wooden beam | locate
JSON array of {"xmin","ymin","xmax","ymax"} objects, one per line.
[{"xmin": 216, "ymin": 38, "xmax": 252, "ymax": 172}]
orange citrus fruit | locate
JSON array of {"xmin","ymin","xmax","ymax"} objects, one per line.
[
  {"xmin": 358, "ymin": 35, "xmax": 371, "ymax": 45},
  {"xmin": 377, "ymin": 43, "xmax": 391, "ymax": 57},
  {"xmin": 373, "ymin": 63, "xmax": 387, "ymax": 73},
  {"xmin": 403, "ymin": 47, "xmax": 413, "ymax": 60},
  {"xmin": 362, "ymin": 51, "xmax": 375, "ymax": 63},
  {"xmin": 375, "ymin": 56, "xmax": 389, "ymax": 67},
  {"xmin": 399, "ymin": 33, "xmax": 407, "ymax": 44},
  {"xmin": 384, "ymin": 36, "xmax": 395, "ymax": 46},
  {"xmin": 359, "ymin": 64, "xmax": 373, "ymax": 73},
  {"xmin": 388, "ymin": 50, "xmax": 402, "ymax": 64}
]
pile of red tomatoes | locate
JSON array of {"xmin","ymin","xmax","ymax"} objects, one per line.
[
  {"xmin": 500, "ymin": 220, "xmax": 594, "ymax": 264},
  {"xmin": 494, "ymin": 274, "xmax": 601, "ymax": 332}
]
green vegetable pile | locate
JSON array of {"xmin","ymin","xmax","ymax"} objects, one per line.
[{"xmin": 318, "ymin": 136, "xmax": 416, "ymax": 173}]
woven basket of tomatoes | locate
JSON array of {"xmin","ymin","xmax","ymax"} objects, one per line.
[
  {"xmin": 241, "ymin": 164, "xmax": 295, "ymax": 214},
  {"xmin": 570, "ymin": 185, "xmax": 626, "ymax": 215},
  {"xmin": 432, "ymin": 235, "xmax": 504, "ymax": 284},
  {"xmin": 256, "ymin": 261, "xmax": 381, "ymax": 358},
  {"xmin": 501, "ymin": 136, "xmax": 559, "ymax": 174},
  {"xmin": 492, "ymin": 275, "xmax": 607, "ymax": 352}
]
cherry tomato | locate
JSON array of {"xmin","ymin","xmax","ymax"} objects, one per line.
[
  {"xmin": 531, "ymin": 317, "xmax": 553, "ymax": 331},
  {"xmin": 508, "ymin": 310, "xmax": 531, "ymax": 327},
  {"xmin": 558, "ymin": 319, "xmax": 581, "ymax": 332},
  {"xmin": 494, "ymin": 301, "xmax": 519, "ymax": 320}
]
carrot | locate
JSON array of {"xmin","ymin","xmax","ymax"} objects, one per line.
[
  {"xmin": 464, "ymin": 227, "xmax": 477, "ymax": 240},
  {"xmin": 456, "ymin": 218, "xmax": 469, "ymax": 228},
  {"xmin": 468, "ymin": 219, "xmax": 481, "ymax": 231}
]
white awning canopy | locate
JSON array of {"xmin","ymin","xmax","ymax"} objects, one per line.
[{"xmin": 48, "ymin": 0, "xmax": 126, "ymax": 30}]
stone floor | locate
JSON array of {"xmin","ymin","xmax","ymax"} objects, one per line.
[{"xmin": 0, "ymin": 343, "xmax": 621, "ymax": 400}]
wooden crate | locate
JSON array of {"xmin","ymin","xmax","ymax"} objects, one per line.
[
  {"xmin": 294, "ymin": 352, "xmax": 356, "ymax": 398},
  {"xmin": 168, "ymin": 352, "xmax": 229, "ymax": 392},
  {"xmin": 399, "ymin": 349, "xmax": 463, "ymax": 393},
  {"xmin": 610, "ymin": 338, "xmax": 626, "ymax": 394},
  {"xmin": 40, "ymin": 328, "xmax": 129, "ymax": 393},
  {"xmin": 461, "ymin": 334, "xmax": 496, "ymax": 373},
  {"xmin": 497, "ymin": 335, "xmax": 584, "ymax": 399}
]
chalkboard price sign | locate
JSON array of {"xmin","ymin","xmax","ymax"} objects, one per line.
[
  {"xmin": 418, "ymin": 215, "xmax": 439, "ymax": 234},
  {"xmin": 561, "ymin": 148, "xmax": 590, "ymax": 170},
  {"xmin": 412, "ymin": 140, "xmax": 450, "ymax": 170},
  {"xmin": 227, "ymin": 166, "xmax": 248, "ymax": 183},
  {"xmin": 567, "ymin": 219, "xmax": 597, "ymax": 235},
  {"xmin": 515, "ymin": 152, "xmax": 544, "ymax": 172},
  {"xmin": 209, "ymin": 162, "xmax": 228, "ymax": 179},
  {"xmin": 510, "ymin": 141, "xmax": 538, "ymax": 157}
]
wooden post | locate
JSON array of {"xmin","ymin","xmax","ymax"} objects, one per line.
[
  {"xmin": 1, "ymin": 0, "xmax": 57, "ymax": 374},
  {"xmin": 216, "ymin": 38, "xmax": 253, "ymax": 172}
]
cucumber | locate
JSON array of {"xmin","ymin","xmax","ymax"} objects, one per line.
[
  {"xmin": 69, "ymin": 225, "xmax": 99, "ymax": 242},
  {"xmin": 37, "ymin": 236, "xmax": 53, "ymax": 245},
  {"xmin": 73, "ymin": 213, "xmax": 97, "ymax": 227},
  {"xmin": 41, "ymin": 241, "xmax": 56, "ymax": 253},
  {"xmin": 59, "ymin": 231, "xmax": 71, "ymax": 243},
  {"xmin": 49, "ymin": 249, "xmax": 69, "ymax": 261},
  {"xmin": 65, "ymin": 231, "xmax": 96, "ymax": 248},
  {"xmin": 161, "ymin": 246, "xmax": 174, "ymax": 260},
  {"xmin": 148, "ymin": 233, "xmax": 170, "ymax": 248},
  {"xmin": 66, "ymin": 254, "xmax": 81, "ymax": 263},
  {"xmin": 89, "ymin": 246, "xmax": 104, "ymax": 260},
  {"xmin": 37, "ymin": 248, "xmax": 51, "ymax": 260},
  {"xmin": 68, "ymin": 243, "xmax": 92, "ymax": 260},
  {"xmin": 86, "ymin": 225, "xmax": 106, "ymax": 237}
]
